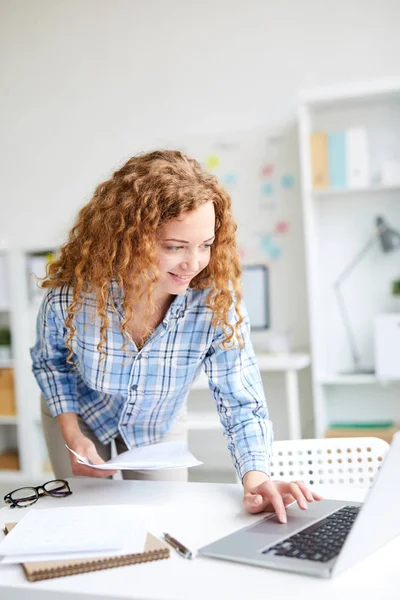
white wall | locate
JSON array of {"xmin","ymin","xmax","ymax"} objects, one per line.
[{"xmin": 1, "ymin": 0, "xmax": 400, "ymax": 437}]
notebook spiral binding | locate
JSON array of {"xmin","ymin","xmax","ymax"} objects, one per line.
[{"xmin": 23, "ymin": 547, "xmax": 170, "ymax": 582}]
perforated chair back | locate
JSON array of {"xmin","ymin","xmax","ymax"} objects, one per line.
[{"xmin": 271, "ymin": 437, "xmax": 390, "ymax": 488}]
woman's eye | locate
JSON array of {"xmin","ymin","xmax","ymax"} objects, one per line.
[
  {"xmin": 202, "ymin": 244, "xmax": 213, "ymax": 250},
  {"xmin": 166, "ymin": 246, "xmax": 183, "ymax": 251}
]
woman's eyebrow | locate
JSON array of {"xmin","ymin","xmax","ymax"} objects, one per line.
[{"xmin": 162, "ymin": 236, "xmax": 215, "ymax": 243}]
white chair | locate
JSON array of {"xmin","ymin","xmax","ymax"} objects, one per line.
[{"xmin": 270, "ymin": 437, "xmax": 390, "ymax": 489}]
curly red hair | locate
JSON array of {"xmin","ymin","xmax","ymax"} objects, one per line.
[{"xmin": 42, "ymin": 150, "xmax": 243, "ymax": 360}]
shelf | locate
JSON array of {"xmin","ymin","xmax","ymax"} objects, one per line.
[
  {"xmin": 0, "ymin": 468, "xmax": 52, "ymax": 483},
  {"xmin": 0, "ymin": 359, "xmax": 13, "ymax": 369},
  {"xmin": 0, "ymin": 470, "xmax": 24, "ymax": 483},
  {"xmin": 300, "ymin": 77, "xmax": 400, "ymax": 107},
  {"xmin": 312, "ymin": 184, "xmax": 400, "ymax": 198},
  {"xmin": 299, "ymin": 77, "xmax": 400, "ymax": 438},
  {"xmin": 0, "ymin": 415, "xmax": 18, "ymax": 424},
  {"xmin": 318, "ymin": 374, "xmax": 400, "ymax": 385}
]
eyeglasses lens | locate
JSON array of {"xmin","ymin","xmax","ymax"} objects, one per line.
[
  {"xmin": 43, "ymin": 480, "xmax": 71, "ymax": 497},
  {"xmin": 10, "ymin": 487, "xmax": 38, "ymax": 507}
]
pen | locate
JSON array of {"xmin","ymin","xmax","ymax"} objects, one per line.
[{"xmin": 163, "ymin": 532, "xmax": 193, "ymax": 559}]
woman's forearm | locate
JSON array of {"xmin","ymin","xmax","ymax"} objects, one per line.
[{"xmin": 56, "ymin": 412, "xmax": 82, "ymax": 445}]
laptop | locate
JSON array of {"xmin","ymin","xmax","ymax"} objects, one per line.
[{"xmin": 198, "ymin": 432, "xmax": 400, "ymax": 578}]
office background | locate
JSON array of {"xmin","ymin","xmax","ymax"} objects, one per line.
[{"xmin": 1, "ymin": 0, "xmax": 400, "ymax": 484}]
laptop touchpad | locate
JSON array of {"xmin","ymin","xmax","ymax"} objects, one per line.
[{"xmin": 247, "ymin": 506, "xmax": 326, "ymax": 550}]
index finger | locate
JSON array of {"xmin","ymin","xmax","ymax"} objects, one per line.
[{"xmin": 258, "ymin": 481, "xmax": 287, "ymax": 523}]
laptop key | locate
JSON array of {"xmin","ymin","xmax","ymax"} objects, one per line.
[{"xmin": 263, "ymin": 505, "xmax": 361, "ymax": 562}]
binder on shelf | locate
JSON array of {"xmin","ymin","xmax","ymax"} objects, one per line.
[
  {"xmin": 0, "ymin": 450, "xmax": 20, "ymax": 470},
  {"xmin": 328, "ymin": 131, "xmax": 347, "ymax": 188},
  {"xmin": 310, "ymin": 132, "xmax": 329, "ymax": 189},
  {"xmin": 3, "ymin": 523, "xmax": 170, "ymax": 582},
  {"xmin": 0, "ymin": 368, "xmax": 16, "ymax": 416},
  {"xmin": 345, "ymin": 127, "xmax": 370, "ymax": 188}
]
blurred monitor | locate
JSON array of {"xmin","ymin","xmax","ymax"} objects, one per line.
[{"xmin": 241, "ymin": 265, "xmax": 270, "ymax": 330}]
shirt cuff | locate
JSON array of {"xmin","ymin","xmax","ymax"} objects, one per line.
[
  {"xmin": 236, "ymin": 453, "xmax": 271, "ymax": 481},
  {"xmin": 44, "ymin": 395, "xmax": 79, "ymax": 418}
]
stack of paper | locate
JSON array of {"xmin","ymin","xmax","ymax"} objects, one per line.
[
  {"xmin": 66, "ymin": 440, "xmax": 203, "ymax": 471},
  {"xmin": 0, "ymin": 505, "xmax": 151, "ymax": 564}
]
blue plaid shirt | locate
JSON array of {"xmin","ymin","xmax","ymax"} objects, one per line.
[{"xmin": 30, "ymin": 284, "xmax": 273, "ymax": 479}]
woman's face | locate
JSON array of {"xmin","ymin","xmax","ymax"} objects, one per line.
[{"xmin": 154, "ymin": 201, "xmax": 216, "ymax": 298}]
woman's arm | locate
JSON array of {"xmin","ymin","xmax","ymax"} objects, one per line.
[
  {"xmin": 203, "ymin": 301, "xmax": 322, "ymax": 519},
  {"xmin": 31, "ymin": 289, "xmax": 115, "ymax": 478},
  {"xmin": 202, "ymin": 301, "xmax": 272, "ymax": 479},
  {"xmin": 31, "ymin": 288, "xmax": 80, "ymax": 415}
]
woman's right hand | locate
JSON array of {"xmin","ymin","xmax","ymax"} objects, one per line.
[
  {"xmin": 57, "ymin": 412, "xmax": 118, "ymax": 478},
  {"xmin": 65, "ymin": 433, "xmax": 118, "ymax": 478}
]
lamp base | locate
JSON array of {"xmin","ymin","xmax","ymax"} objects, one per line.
[{"xmin": 339, "ymin": 367, "xmax": 375, "ymax": 376}]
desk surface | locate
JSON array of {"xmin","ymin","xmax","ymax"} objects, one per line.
[{"xmin": 0, "ymin": 479, "xmax": 399, "ymax": 600}]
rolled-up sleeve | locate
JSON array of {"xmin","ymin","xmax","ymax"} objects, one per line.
[
  {"xmin": 30, "ymin": 289, "xmax": 78, "ymax": 416},
  {"xmin": 202, "ymin": 302, "xmax": 273, "ymax": 480}
]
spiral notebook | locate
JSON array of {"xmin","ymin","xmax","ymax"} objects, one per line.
[{"xmin": 4, "ymin": 523, "xmax": 169, "ymax": 582}]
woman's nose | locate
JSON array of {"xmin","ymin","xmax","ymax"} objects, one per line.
[{"xmin": 181, "ymin": 252, "xmax": 199, "ymax": 272}]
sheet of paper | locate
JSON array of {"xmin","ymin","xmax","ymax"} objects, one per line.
[
  {"xmin": 66, "ymin": 440, "xmax": 203, "ymax": 471},
  {"xmin": 0, "ymin": 505, "xmax": 149, "ymax": 560}
]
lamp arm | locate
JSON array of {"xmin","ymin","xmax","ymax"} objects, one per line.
[
  {"xmin": 333, "ymin": 233, "xmax": 378, "ymax": 370},
  {"xmin": 333, "ymin": 286, "xmax": 362, "ymax": 369},
  {"xmin": 334, "ymin": 234, "xmax": 378, "ymax": 287}
]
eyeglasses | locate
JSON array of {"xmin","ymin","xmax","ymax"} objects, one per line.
[{"xmin": 4, "ymin": 479, "xmax": 73, "ymax": 509}]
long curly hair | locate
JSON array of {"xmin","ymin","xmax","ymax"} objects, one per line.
[{"xmin": 42, "ymin": 150, "xmax": 243, "ymax": 361}]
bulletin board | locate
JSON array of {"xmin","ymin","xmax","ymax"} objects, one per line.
[
  {"xmin": 161, "ymin": 128, "xmax": 301, "ymax": 339},
  {"xmin": 162, "ymin": 129, "xmax": 299, "ymax": 265}
]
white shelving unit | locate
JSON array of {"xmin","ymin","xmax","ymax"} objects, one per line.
[
  {"xmin": 0, "ymin": 248, "xmax": 56, "ymax": 483},
  {"xmin": 298, "ymin": 78, "xmax": 400, "ymax": 438},
  {"xmin": 0, "ymin": 249, "xmax": 22, "ymax": 482}
]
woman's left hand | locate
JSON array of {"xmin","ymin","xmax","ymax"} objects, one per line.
[{"xmin": 242, "ymin": 471, "xmax": 323, "ymax": 523}]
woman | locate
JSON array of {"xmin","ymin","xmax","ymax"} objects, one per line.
[{"xmin": 31, "ymin": 149, "xmax": 321, "ymax": 522}]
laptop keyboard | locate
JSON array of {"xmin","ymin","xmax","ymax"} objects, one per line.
[{"xmin": 262, "ymin": 505, "xmax": 361, "ymax": 563}]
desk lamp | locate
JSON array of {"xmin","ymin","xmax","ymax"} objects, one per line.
[{"xmin": 333, "ymin": 215, "xmax": 400, "ymax": 374}]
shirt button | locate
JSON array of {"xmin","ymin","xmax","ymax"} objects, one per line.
[{"xmin": 132, "ymin": 384, "xmax": 138, "ymax": 391}]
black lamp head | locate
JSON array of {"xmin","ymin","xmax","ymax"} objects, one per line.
[{"xmin": 376, "ymin": 216, "xmax": 400, "ymax": 253}]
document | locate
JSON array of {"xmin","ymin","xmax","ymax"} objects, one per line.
[
  {"xmin": 0, "ymin": 505, "xmax": 150, "ymax": 564},
  {"xmin": 66, "ymin": 440, "xmax": 203, "ymax": 471}
]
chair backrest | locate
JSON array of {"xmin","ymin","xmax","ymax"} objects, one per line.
[{"xmin": 271, "ymin": 437, "xmax": 390, "ymax": 489}]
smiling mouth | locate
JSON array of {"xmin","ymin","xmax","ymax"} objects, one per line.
[{"xmin": 169, "ymin": 273, "xmax": 193, "ymax": 281}]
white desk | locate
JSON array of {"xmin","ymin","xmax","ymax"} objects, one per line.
[
  {"xmin": 1, "ymin": 478, "xmax": 399, "ymax": 600},
  {"xmin": 190, "ymin": 352, "xmax": 310, "ymax": 440}
]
